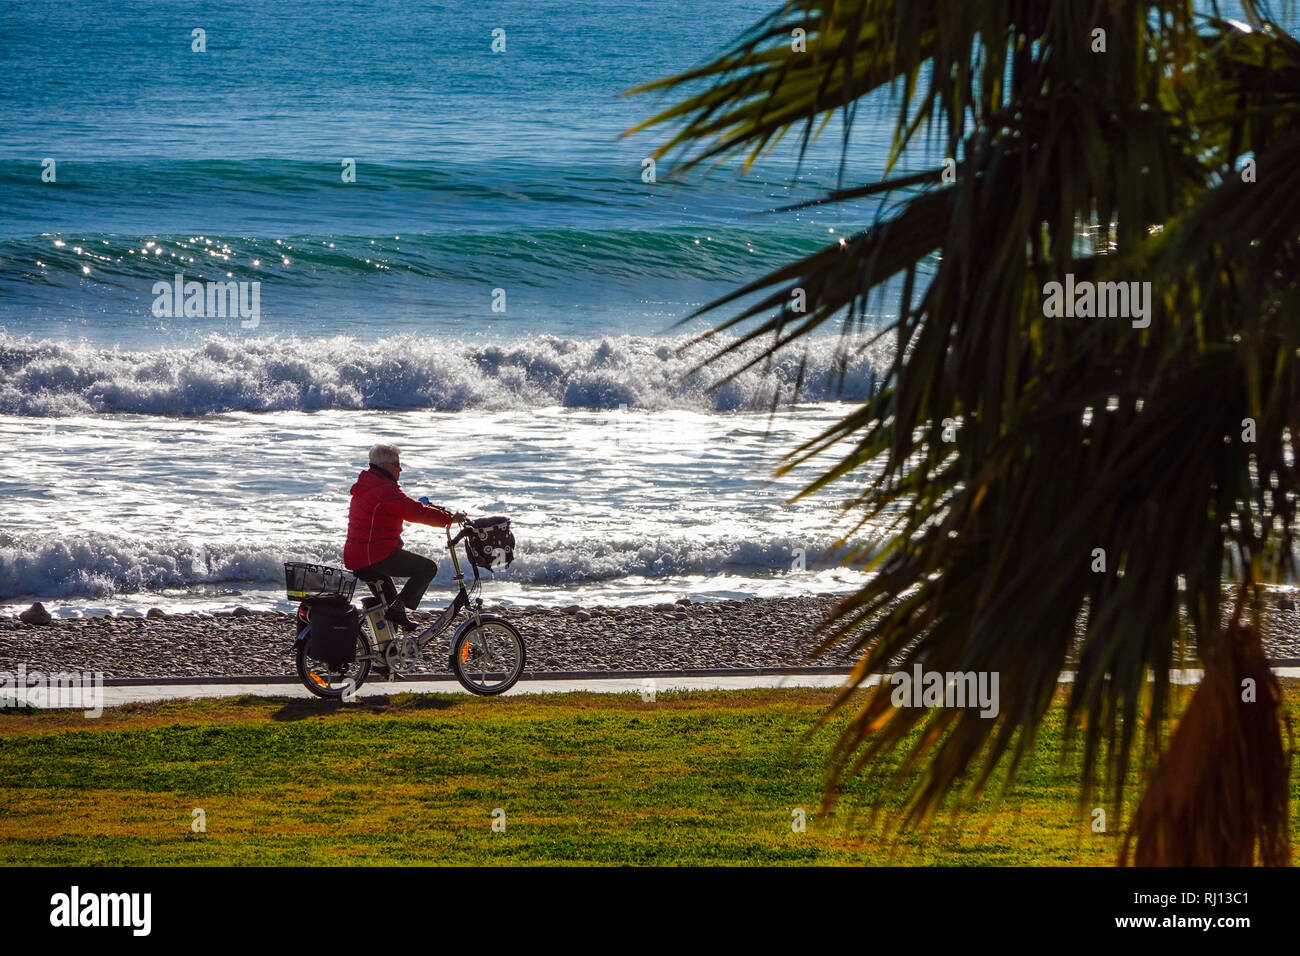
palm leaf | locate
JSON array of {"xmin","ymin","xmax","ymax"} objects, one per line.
[{"xmin": 632, "ymin": 1, "xmax": 1297, "ymax": 862}]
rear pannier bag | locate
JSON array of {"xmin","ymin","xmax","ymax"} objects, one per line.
[
  {"xmin": 306, "ymin": 602, "xmax": 360, "ymax": 667},
  {"xmin": 465, "ymin": 516, "xmax": 514, "ymax": 573}
]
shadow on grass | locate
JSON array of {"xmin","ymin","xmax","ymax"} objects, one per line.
[{"xmin": 269, "ymin": 694, "xmax": 460, "ymax": 721}]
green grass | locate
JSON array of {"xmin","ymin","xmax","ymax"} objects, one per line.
[{"xmin": 0, "ymin": 685, "xmax": 1296, "ymax": 865}]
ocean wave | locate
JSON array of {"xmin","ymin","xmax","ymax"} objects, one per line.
[
  {"xmin": 0, "ymin": 158, "xmax": 810, "ymax": 214},
  {"xmin": 0, "ymin": 226, "xmax": 826, "ymax": 289},
  {"xmin": 0, "ymin": 332, "xmax": 885, "ymax": 416},
  {"xmin": 0, "ymin": 531, "xmax": 863, "ymax": 602}
]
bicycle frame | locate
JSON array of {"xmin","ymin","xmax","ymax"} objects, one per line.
[{"xmin": 360, "ymin": 522, "xmax": 484, "ymax": 658}]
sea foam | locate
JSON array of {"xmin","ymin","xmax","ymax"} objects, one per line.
[
  {"xmin": 0, "ymin": 332, "xmax": 884, "ymax": 417},
  {"xmin": 0, "ymin": 530, "xmax": 862, "ymax": 602}
]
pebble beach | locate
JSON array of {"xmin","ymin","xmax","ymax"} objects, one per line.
[
  {"xmin": 4, "ymin": 593, "xmax": 1300, "ymax": 682},
  {"xmin": 0, "ymin": 596, "xmax": 858, "ymax": 681}
]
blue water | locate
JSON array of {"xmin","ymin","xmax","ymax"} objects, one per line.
[
  {"xmin": 0, "ymin": 0, "xmax": 900, "ymax": 611},
  {"xmin": 13, "ymin": 2, "xmax": 1276, "ymax": 611},
  {"xmin": 0, "ymin": 0, "xmax": 906, "ymax": 346}
]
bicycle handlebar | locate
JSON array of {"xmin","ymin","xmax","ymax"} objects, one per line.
[{"xmin": 417, "ymin": 497, "xmax": 467, "ymax": 523}]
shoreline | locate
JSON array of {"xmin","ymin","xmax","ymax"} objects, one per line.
[
  {"xmin": 0, "ymin": 596, "xmax": 857, "ymax": 681},
  {"xmin": 4, "ymin": 593, "xmax": 1300, "ymax": 682}
]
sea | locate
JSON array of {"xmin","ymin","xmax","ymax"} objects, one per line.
[{"xmin": 0, "ymin": 0, "xmax": 946, "ymax": 616}]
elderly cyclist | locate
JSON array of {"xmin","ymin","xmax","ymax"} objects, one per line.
[{"xmin": 343, "ymin": 443, "xmax": 464, "ymax": 630}]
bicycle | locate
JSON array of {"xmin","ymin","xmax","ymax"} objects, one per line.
[{"xmin": 288, "ymin": 518, "xmax": 526, "ymax": 699}]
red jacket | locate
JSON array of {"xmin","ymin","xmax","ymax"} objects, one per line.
[{"xmin": 343, "ymin": 465, "xmax": 453, "ymax": 569}]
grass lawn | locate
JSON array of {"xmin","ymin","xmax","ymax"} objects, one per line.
[{"xmin": 0, "ymin": 684, "xmax": 1297, "ymax": 865}]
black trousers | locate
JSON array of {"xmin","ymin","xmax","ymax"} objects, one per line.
[{"xmin": 351, "ymin": 549, "xmax": 438, "ymax": 614}]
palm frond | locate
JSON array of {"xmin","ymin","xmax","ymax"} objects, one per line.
[{"xmin": 632, "ymin": 0, "xmax": 1296, "ymax": 863}]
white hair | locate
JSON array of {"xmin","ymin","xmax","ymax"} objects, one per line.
[{"xmin": 368, "ymin": 443, "xmax": 401, "ymax": 467}]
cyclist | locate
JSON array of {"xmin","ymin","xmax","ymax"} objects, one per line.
[{"xmin": 344, "ymin": 443, "xmax": 464, "ymax": 630}]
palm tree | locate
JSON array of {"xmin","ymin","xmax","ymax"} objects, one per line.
[{"xmin": 630, "ymin": 1, "xmax": 1300, "ymax": 864}]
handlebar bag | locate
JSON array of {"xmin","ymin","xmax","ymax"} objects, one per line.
[
  {"xmin": 305, "ymin": 601, "xmax": 360, "ymax": 667},
  {"xmin": 465, "ymin": 516, "xmax": 515, "ymax": 573}
]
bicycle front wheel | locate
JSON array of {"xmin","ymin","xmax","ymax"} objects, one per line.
[{"xmin": 451, "ymin": 616, "xmax": 525, "ymax": 695}]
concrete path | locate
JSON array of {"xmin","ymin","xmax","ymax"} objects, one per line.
[
  {"xmin": 11, "ymin": 666, "xmax": 1300, "ymax": 710},
  {"xmin": 83, "ymin": 672, "xmax": 847, "ymax": 707}
]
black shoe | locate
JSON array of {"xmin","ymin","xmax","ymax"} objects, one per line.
[{"xmin": 386, "ymin": 611, "xmax": 417, "ymax": 632}]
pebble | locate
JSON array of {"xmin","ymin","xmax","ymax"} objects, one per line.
[{"xmin": 18, "ymin": 602, "xmax": 52, "ymax": 626}]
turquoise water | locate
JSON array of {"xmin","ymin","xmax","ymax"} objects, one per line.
[
  {"xmin": 0, "ymin": 0, "xmax": 894, "ymax": 610},
  {"xmin": 7, "ymin": 2, "xmax": 1277, "ymax": 610},
  {"xmin": 0, "ymin": 0, "xmax": 893, "ymax": 346}
]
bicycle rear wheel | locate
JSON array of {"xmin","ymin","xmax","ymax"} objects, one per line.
[
  {"xmin": 451, "ymin": 616, "xmax": 525, "ymax": 695},
  {"xmin": 297, "ymin": 631, "xmax": 374, "ymax": 700}
]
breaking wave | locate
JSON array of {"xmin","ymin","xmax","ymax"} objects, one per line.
[
  {"xmin": 0, "ymin": 332, "xmax": 885, "ymax": 417},
  {"xmin": 0, "ymin": 531, "xmax": 862, "ymax": 602}
]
